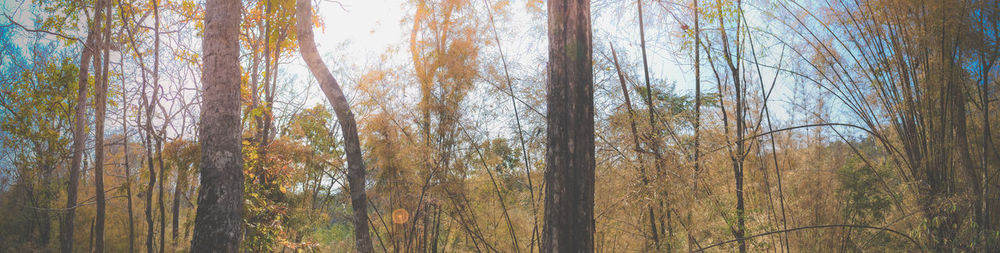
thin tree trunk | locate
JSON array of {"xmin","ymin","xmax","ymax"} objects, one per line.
[
  {"xmin": 253, "ymin": 0, "xmax": 269, "ymax": 181},
  {"xmin": 88, "ymin": 217, "xmax": 95, "ymax": 252},
  {"xmin": 143, "ymin": 70, "xmax": 156, "ymax": 253},
  {"xmin": 634, "ymin": 0, "xmax": 663, "ymax": 249},
  {"xmin": 481, "ymin": 0, "xmax": 539, "ymax": 249},
  {"xmin": 689, "ymin": 0, "xmax": 701, "ymax": 251},
  {"xmin": 153, "ymin": 1, "xmax": 167, "ymax": 250},
  {"xmin": 114, "ymin": 1, "xmax": 149, "ymax": 251},
  {"xmin": 157, "ymin": 137, "xmax": 166, "ymax": 253},
  {"xmin": 93, "ymin": 0, "xmax": 113, "ymax": 248},
  {"xmin": 171, "ymin": 166, "xmax": 184, "ymax": 249},
  {"xmin": 714, "ymin": 0, "xmax": 746, "ymax": 251},
  {"xmin": 143, "ymin": 1, "xmax": 163, "ymax": 250},
  {"xmin": 294, "ymin": 1, "xmax": 374, "ymax": 251},
  {"xmin": 121, "ymin": 49, "xmax": 136, "ymax": 253},
  {"xmin": 61, "ymin": 5, "xmax": 100, "ymax": 253},
  {"xmin": 37, "ymin": 160, "xmax": 53, "ymax": 247},
  {"xmin": 610, "ymin": 42, "xmax": 657, "ymax": 251},
  {"xmin": 542, "ymin": 0, "xmax": 595, "ymax": 252},
  {"xmin": 190, "ymin": 0, "xmax": 244, "ymax": 250}
]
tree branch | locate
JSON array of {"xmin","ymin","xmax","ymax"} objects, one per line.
[{"xmin": 694, "ymin": 224, "xmax": 925, "ymax": 252}]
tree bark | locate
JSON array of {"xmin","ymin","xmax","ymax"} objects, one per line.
[
  {"xmin": 143, "ymin": 80, "xmax": 156, "ymax": 252},
  {"xmin": 93, "ymin": 0, "xmax": 113, "ymax": 249},
  {"xmin": 635, "ymin": 0, "xmax": 664, "ymax": 249},
  {"xmin": 143, "ymin": 87, "xmax": 156, "ymax": 253},
  {"xmin": 689, "ymin": 0, "xmax": 700, "ymax": 251},
  {"xmin": 713, "ymin": 0, "xmax": 746, "ymax": 250},
  {"xmin": 542, "ymin": 0, "xmax": 595, "ymax": 252},
  {"xmin": 294, "ymin": 0, "xmax": 374, "ymax": 251},
  {"xmin": 61, "ymin": 6, "xmax": 100, "ymax": 253},
  {"xmin": 153, "ymin": 2, "xmax": 167, "ymax": 251},
  {"xmin": 121, "ymin": 49, "xmax": 136, "ymax": 253},
  {"xmin": 171, "ymin": 164, "xmax": 185, "ymax": 249},
  {"xmin": 157, "ymin": 137, "xmax": 166, "ymax": 253},
  {"xmin": 190, "ymin": 0, "xmax": 244, "ymax": 251},
  {"xmin": 143, "ymin": 1, "xmax": 163, "ymax": 251}
]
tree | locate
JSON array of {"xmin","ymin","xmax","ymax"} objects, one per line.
[
  {"xmin": 0, "ymin": 55, "xmax": 79, "ymax": 252},
  {"xmin": 61, "ymin": 1, "xmax": 103, "ymax": 251},
  {"xmin": 190, "ymin": 0, "xmax": 244, "ymax": 250},
  {"xmin": 164, "ymin": 139, "xmax": 198, "ymax": 250},
  {"xmin": 542, "ymin": 0, "xmax": 595, "ymax": 252},
  {"xmin": 92, "ymin": 0, "xmax": 114, "ymax": 249},
  {"xmin": 119, "ymin": 54, "xmax": 136, "ymax": 253},
  {"xmin": 294, "ymin": 0, "xmax": 374, "ymax": 251}
]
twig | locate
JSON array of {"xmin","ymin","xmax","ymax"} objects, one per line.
[
  {"xmin": 3, "ymin": 14, "xmax": 80, "ymax": 42},
  {"xmin": 694, "ymin": 224, "xmax": 925, "ymax": 253}
]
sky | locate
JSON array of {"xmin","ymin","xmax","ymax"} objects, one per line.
[
  {"xmin": 0, "ymin": 0, "xmax": 827, "ymax": 142},
  {"xmin": 315, "ymin": 0, "xmax": 406, "ymax": 61}
]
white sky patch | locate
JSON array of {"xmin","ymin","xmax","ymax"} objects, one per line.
[
  {"xmin": 314, "ymin": 0, "xmax": 405, "ymax": 61},
  {"xmin": 280, "ymin": 0, "xmax": 409, "ymax": 113}
]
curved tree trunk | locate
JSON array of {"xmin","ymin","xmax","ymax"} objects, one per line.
[
  {"xmin": 190, "ymin": 0, "xmax": 244, "ymax": 251},
  {"xmin": 542, "ymin": 0, "xmax": 595, "ymax": 252},
  {"xmin": 294, "ymin": 0, "xmax": 374, "ymax": 251}
]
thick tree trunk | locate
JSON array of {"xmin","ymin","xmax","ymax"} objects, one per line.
[
  {"xmin": 61, "ymin": 7, "xmax": 100, "ymax": 253},
  {"xmin": 542, "ymin": 0, "xmax": 595, "ymax": 252},
  {"xmin": 294, "ymin": 0, "xmax": 374, "ymax": 251},
  {"xmin": 190, "ymin": 0, "xmax": 244, "ymax": 251}
]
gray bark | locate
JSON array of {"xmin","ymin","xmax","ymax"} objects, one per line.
[{"xmin": 190, "ymin": 0, "xmax": 244, "ymax": 251}]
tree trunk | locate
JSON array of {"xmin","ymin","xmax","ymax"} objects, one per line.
[
  {"xmin": 190, "ymin": 0, "xmax": 244, "ymax": 251},
  {"xmin": 143, "ymin": 1, "xmax": 163, "ymax": 250},
  {"xmin": 713, "ymin": 0, "xmax": 746, "ymax": 250},
  {"xmin": 61, "ymin": 5, "xmax": 100, "ymax": 253},
  {"xmin": 610, "ymin": 43, "xmax": 657, "ymax": 251},
  {"xmin": 153, "ymin": 2, "xmax": 168, "ymax": 251},
  {"xmin": 121, "ymin": 54, "xmax": 136, "ymax": 253},
  {"xmin": 143, "ymin": 72, "xmax": 156, "ymax": 253},
  {"xmin": 93, "ymin": 0, "xmax": 113, "ymax": 248},
  {"xmin": 689, "ymin": 0, "xmax": 701, "ymax": 251},
  {"xmin": 635, "ymin": 0, "xmax": 664, "ymax": 249},
  {"xmin": 542, "ymin": 0, "xmax": 595, "ymax": 252},
  {"xmin": 294, "ymin": 0, "xmax": 374, "ymax": 251},
  {"xmin": 171, "ymin": 165, "xmax": 184, "ymax": 250},
  {"xmin": 157, "ymin": 138, "xmax": 166, "ymax": 253}
]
